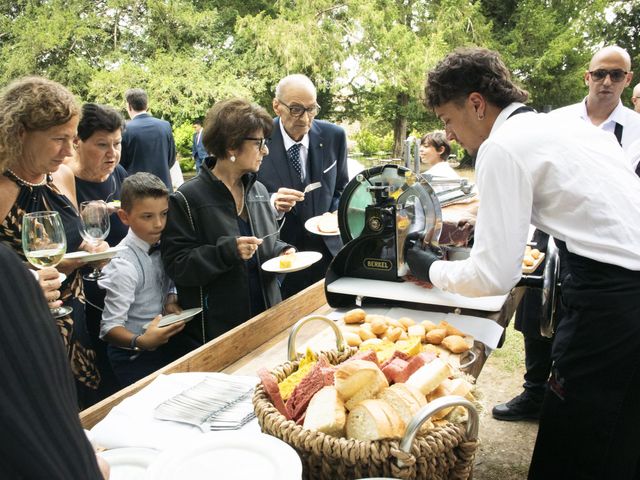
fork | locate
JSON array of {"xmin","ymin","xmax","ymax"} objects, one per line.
[
  {"xmin": 304, "ymin": 182, "xmax": 322, "ymax": 194},
  {"xmin": 260, "ymin": 217, "xmax": 286, "ymax": 240}
]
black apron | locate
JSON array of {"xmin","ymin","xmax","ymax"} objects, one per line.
[{"xmin": 528, "ymin": 241, "xmax": 640, "ymax": 479}]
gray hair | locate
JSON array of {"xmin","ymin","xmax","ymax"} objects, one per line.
[{"xmin": 275, "ymin": 74, "xmax": 317, "ymax": 100}]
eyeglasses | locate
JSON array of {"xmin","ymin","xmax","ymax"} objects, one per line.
[
  {"xmin": 588, "ymin": 69, "xmax": 628, "ymax": 83},
  {"xmin": 277, "ymin": 99, "xmax": 321, "ymax": 118},
  {"xmin": 244, "ymin": 137, "xmax": 269, "ymax": 150}
]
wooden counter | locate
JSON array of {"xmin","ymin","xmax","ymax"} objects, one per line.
[{"xmin": 80, "ymin": 281, "xmax": 524, "ymax": 429}]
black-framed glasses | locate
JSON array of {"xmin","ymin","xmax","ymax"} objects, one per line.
[
  {"xmin": 588, "ymin": 69, "xmax": 628, "ymax": 82},
  {"xmin": 244, "ymin": 137, "xmax": 269, "ymax": 150},
  {"xmin": 277, "ymin": 99, "xmax": 321, "ymax": 118}
]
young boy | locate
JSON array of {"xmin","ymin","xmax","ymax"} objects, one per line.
[{"xmin": 98, "ymin": 172, "xmax": 185, "ymax": 387}]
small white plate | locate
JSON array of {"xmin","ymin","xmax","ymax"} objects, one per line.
[
  {"xmin": 143, "ymin": 307, "xmax": 203, "ymax": 329},
  {"xmin": 58, "ymin": 272, "xmax": 67, "ymax": 283},
  {"xmin": 304, "ymin": 214, "xmax": 340, "ymax": 236},
  {"xmin": 261, "ymin": 251, "xmax": 322, "ymax": 273},
  {"xmin": 98, "ymin": 447, "xmax": 158, "ymax": 480},
  {"xmin": 63, "ymin": 245, "xmax": 127, "ymax": 263},
  {"xmin": 144, "ymin": 431, "xmax": 302, "ymax": 480}
]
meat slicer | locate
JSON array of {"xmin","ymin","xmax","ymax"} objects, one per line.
[{"xmin": 325, "ymin": 163, "xmax": 442, "ymax": 306}]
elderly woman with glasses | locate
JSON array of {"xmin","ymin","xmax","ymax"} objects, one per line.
[{"xmin": 162, "ymin": 98, "xmax": 294, "ymax": 354}]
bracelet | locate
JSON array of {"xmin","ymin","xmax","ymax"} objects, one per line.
[{"xmin": 130, "ymin": 334, "xmax": 142, "ymax": 351}]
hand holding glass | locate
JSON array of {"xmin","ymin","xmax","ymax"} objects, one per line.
[
  {"xmin": 79, "ymin": 200, "xmax": 110, "ymax": 280},
  {"xmin": 22, "ymin": 211, "xmax": 72, "ymax": 318}
]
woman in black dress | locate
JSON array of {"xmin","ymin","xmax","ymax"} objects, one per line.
[{"xmin": 0, "ymin": 76, "xmax": 107, "ymax": 407}]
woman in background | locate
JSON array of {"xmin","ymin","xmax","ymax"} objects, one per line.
[{"xmin": 419, "ymin": 131, "xmax": 460, "ymax": 178}]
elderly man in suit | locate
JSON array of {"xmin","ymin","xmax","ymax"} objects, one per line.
[
  {"xmin": 121, "ymin": 88, "xmax": 176, "ymax": 190},
  {"xmin": 257, "ymin": 74, "xmax": 348, "ymax": 298},
  {"xmin": 191, "ymin": 118, "xmax": 208, "ymax": 172}
]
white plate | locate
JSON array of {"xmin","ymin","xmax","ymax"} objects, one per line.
[
  {"xmin": 99, "ymin": 447, "xmax": 158, "ymax": 480},
  {"xmin": 143, "ymin": 307, "xmax": 203, "ymax": 329},
  {"xmin": 261, "ymin": 251, "xmax": 322, "ymax": 273},
  {"xmin": 58, "ymin": 272, "xmax": 67, "ymax": 283},
  {"xmin": 144, "ymin": 431, "xmax": 302, "ymax": 480},
  {"xmin": 63, "ymin": 245, "xmax": 127, "ymax": 262},
  {"xmin": 304, "ymin": 214, "xmax": 340, "ymax": 236}
]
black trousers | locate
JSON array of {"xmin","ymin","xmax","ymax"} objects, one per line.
[{"xmin": 528, "ymin": 244, "xmax": 640, "ymax": 479}]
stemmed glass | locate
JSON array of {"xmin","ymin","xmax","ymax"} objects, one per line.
[
  {"xmin": 79, "ymin": 200, "xmax": 111, "ymax": 281},
  {"xmin": 22, "ymin": 211, "xmax": 73, "ymax": 318}
]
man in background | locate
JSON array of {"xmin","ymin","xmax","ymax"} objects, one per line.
[
  {"xmin": 492, "ymin": 45, "xmax": 640, "ymax": 422},
  {"xmin": 121, "ymin": 88, "xmax": 176, "ymax": 190},
  {"xmin": 257, "ymin": 74, "xmax": 348, "ymax": 298},
  {"xmin": 632, "ymin": 82, "xmax": 640, "ymax": 113},
  {"xmin": 191, "ymin": 117, "xmax": 208, "ymax": 172}
]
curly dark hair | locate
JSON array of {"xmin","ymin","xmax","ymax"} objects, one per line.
[
  {"xmin": 77, "ymin": 103, "xmax": 124, "ymax": 141},
  {"xmin": 202, "ymin": 98, "xmax": 273, "ymax": 160},
  {"xmin": 426, "ymin": 47, "xmax": 528, "ymax": 109}
]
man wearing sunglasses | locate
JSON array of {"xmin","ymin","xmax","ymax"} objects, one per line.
[
  {"xmin": 492, "ymin": 45, "xmax": 640, "ymax": 424},
  {"xmin": 258, "ymin": 74, "xmax": 348, "ymax": 298},
  {"xmin": 552, "ymin": 45, "xmax": 640, "ymax": 155}
]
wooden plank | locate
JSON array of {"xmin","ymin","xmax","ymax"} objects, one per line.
[{"xmin": 80, "ymin": 280, "xmax": 327, "ymax": 429}]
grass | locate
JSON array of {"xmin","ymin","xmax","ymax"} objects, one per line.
[{"xmin": 490, "ymin": 319, "xmax": 525, "ymax": 373}]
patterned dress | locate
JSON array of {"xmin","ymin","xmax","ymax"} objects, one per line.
[{"xmin": 1, "ymin": 171, "xmax": 100, "ymax": 407}]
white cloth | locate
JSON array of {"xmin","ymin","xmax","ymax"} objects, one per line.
[
  {"xmin": 426, "ymin": 161, "xmax": 460, "ymax": 179},
  {"xmin": 430, "ymin": 103, "xmax": 640, "ymax": 297},
  {"xmin": 89, "ymin": 372, "xmax": 260, "ymax": 450},
  {"xmin": 552, "ymin": 99, "xmax": 640, "ymax": 155},
  {"xmin": 279, "ymin": 119, "xmax": 309, "ymax": 180}
]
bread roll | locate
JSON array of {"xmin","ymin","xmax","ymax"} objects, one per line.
[
  {"xmin": 370, "ymin": 318, "xmax": 388, "ymax": 336},
  {"xmin": 334, "ymin": 359, "xmax": 389, "ymax": 411},
  {"xmin": 303, "ymin": 386, "xmax": 346, "ymax": 437},
  {"xmin": 441, "ymin": 335, "xmax": 470, "ymax": 354},
  {"xmin": 407, "ymin": 324, "xmax": 426, "ymax": 341},
  {"xmin": 438, "ymin": 320, "xmax": 465, "ymax": 337},
  {"xmin": 344, "ymin": 308, "xmax": 366, "ymax": 324},
  {"xmin": 383, "ymin": 326, "xmax": 403, "ymax": 342},
  {"xmin": 425, "ymin": 328, "xmax": 447, "ymax": 345},
  {"xmin": 377, "ymin": 383, "xmax": 426, "ymax": 425},
  {"xmin": 360, "ymin": 337, "xmax": 383, "ymax": 348},
  {"xmin": 365, "ymin": 314, "xmax": 386, "ymax": 324},
  {"xmin": 398, "ymin": 317, "xmax": 416, "ymax": 330},
  {"xmin": 421, "ymin": 320, "xmax": 438, "ymax": 332},
  {"xmin": 346, "ymin": 399, "xmax": 405, "ymax": 441},
  {"xmin": 358, "ymin": 325, "xmax": 376, "ymax": 341},
  {"xmin": 523, "ymin": 255, "xmax": 534, "ymax": 266},
  {"xmin": 530, "ymin": 248, "xmax": 541, "ymax": 259},
  {"xmin": 405, "ymin": 358, "xmax": 451, "ymax": 395},
  {"xmin": 344, "ymin": 331, "xmax": 363, "ymax": 347}
]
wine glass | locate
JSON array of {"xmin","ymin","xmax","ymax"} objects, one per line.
[
  {"xmin": 79, "ymin": 200, "xmax": 111, "ymax": 281},
  {"xmin": 22, "ymin": 211, "xmax": 73, "ymax": 318}
]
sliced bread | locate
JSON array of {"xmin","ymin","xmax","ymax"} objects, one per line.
[
  {"xmin": 334, "ymin": 359, "xmax": 389, "ymax": 411},
  {"xmin": 303, "ymin": 386, "xmax": 346, "ymax": 437},
  {"xmin": 346, "ymin": 399, "xmax": 406, "ymax": 441}
]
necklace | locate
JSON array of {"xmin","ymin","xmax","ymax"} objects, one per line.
[
  {"xmin": 236, "ymin": 182, "xmax": 245, "ymax": 216},
  {"xmin": 5, "ymin": 169, "xmax": 49, "ymax": 187}
]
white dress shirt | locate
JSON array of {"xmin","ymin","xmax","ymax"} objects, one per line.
[
  {"xmin": 430, "ymin": 103, "xmax": 640, "ymax": 297},
  {"xmin": 552, "ymin": 99, "xmax": 640, "ymax": 155}
]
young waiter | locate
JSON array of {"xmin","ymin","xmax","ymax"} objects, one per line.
[{"xmin": 407, "ymin": 47, "xmax": 640, "ymax": 479}]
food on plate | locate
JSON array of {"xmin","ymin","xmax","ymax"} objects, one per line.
[
  {"xmin": 530, "ymin": 248, "xmax": 541, "ymax": 259},
  {"xmin": 334, "ymin": 359, "xmax": 388, "ymax": 411},
  {"xmin": 303, "ymin": 386, "xmax": 346, "ymax": 437},
  {"xmin": 344, "ymin": 308, "xmax": 366, "ymax": 324},
  {"xmin": 346, "ymin": 399, "xmax": 405, "ymax": 441},
  {"xmin": 279, "ymin": 254, "xmax": 295, "ymax": 269},
  {"xmin": 523, "ymin": 255, "xmax": 534, "ymax": 267},
  {"xmin": 425, "ymin": 328, "xmax": 447, "ymax": 345},
  {"xmin": 317, "ymin": 212, "xmax": 339, "ymax": 233},
  {"xmin": 405, "ymin": 358, "xmax": 452, "ymax": 395},
  {"xmin": 441, "ymin": 335, "xmax": 470, "ymax": 354}
]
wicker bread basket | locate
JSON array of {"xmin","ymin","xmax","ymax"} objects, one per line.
[{"xmin": 253, "ymin": 317, "xmax": 479, "ymax": 480}]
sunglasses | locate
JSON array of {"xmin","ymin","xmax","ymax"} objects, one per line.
[{"xmin": 588, "ymin": 69, "xmax": 628, "ymax": 82}]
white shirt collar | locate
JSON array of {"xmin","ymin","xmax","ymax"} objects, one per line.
[
  {"xmin": 126, "ymin": 229, "xmax": 154, "ymax": 252},
  {"xmin": 580, "ymin": 97, "xmax": 626, "ymax": 127},
  {"xmin": 489, "ymin": 102, "xmax": 527, "ymax": 137},
  {"xmin": 279, "ymin": 119, "xmax": 310, "ymax": 151}
]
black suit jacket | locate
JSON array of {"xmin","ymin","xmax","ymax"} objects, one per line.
[
  {"xmin": 192, "ymin": 131, "xmax": 208, "ymax": 171},
  {"xmin": 257, "ymin": 118, "xmax": 348, "ymax": 255},
  {"xmin": 121, "ymin": 112, "xmax": 176, "ymax": 189}
]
